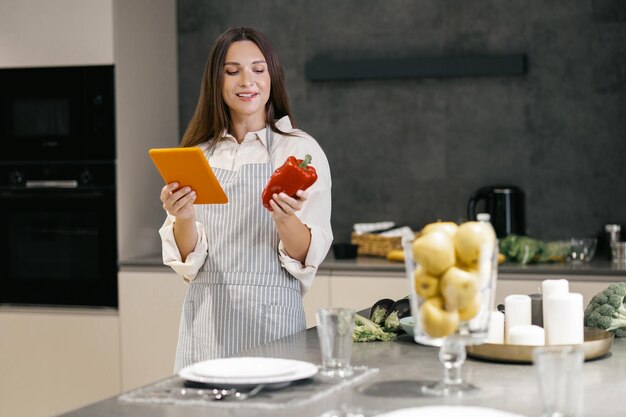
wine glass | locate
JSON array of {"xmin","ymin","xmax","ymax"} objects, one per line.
[{"xmin": 401, "ymin": 223, "xmax": 498, "ymax": 396}]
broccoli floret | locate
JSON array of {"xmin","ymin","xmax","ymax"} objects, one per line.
[
  {"xmin": 584, "ymin": 283, "xmax": 626, "ymax": 336},
  {"xmin": 596, "ymin": 304, "xmax": 616, "ymax": 317},
  {"xmin": 590, "ymin": 292, "xmax": 609, "ymax": 307},
  {"xmin": 383, "ymin": 311, "xmax": 400, "ymax": 333},
  {"xmin": 586, "ymin": 311, "xmax": 613, "ymax": 330},
  {"xmin": 352, "ymin": 314, "xmax": 396, "ymax": 342},
  {"xmin": 609, "ymin": 293, "xmax": 625, "ymax": 309},
  {"xmin": 352, "ymin": 325, "xmax": 379, "ymax": 342},
  {"xmin": 498, "ymin": 235, "xmax": 543, "ymax": 264}
]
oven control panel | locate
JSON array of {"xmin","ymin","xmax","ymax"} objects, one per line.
[{"xmin": 0, "ymin": 162, "xmax": 114, "ymax": 189}]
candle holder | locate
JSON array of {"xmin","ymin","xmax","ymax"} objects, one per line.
[{"xmin": 402, "ymin": 228, "xmax": 498, "ymax": 397}]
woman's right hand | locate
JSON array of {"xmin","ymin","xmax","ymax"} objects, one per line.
[{"xmin": 160, "ymin": 182, "xmax": 196, "ymax": 220}]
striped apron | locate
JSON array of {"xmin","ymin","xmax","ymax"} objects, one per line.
[{"xmin": 174, "ymin": 129, "xmax": 306, "ymax": 372}]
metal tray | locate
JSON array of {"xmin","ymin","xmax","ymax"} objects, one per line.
[{"xmin": 466, "ymin": 327, "xmax": 613, "ymax": 363}]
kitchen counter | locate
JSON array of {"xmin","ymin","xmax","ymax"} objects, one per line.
[
  {"xmin": 122, "ymin": 253, "xmax": 626, "ymax": 281},
  {"xmin": 57, "ymin": 327, "xmax": 624, "ymax": 417},
  {"xmin": 322, "ymin": 255, "xmax": 626, "ymax": 278}
]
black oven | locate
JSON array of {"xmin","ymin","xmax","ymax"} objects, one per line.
[
  {"xmin": 0, "ymin": 65, "xmax": 115, "ymax": 161},
  {"xmin": 0, "ymin": 162, "xmax": 118, "ymax": 307}
]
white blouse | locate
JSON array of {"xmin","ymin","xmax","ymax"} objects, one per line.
[{"xmin": 159, "ymin": 116, "xmax": 333, "ymax": 294}]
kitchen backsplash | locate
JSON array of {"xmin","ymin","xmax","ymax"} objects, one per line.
[{"xmin": 177, "ymin": 0, "xmax": 626, "ymax": 245}]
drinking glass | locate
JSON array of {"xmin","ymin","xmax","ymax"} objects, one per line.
[
  {"xmin": 316, "ymin": 307, "xmax": 355, "ymax": 377},
  {"xmin": 402, "ymin": 230, "xmax": 498, "ymax": 396},
  {"xmin": 533, "ymin": 346, "xmax": 584, "ymax": 417}
]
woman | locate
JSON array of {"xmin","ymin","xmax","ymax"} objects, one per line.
[{"xmin": 158, "ymin": 27, "xmax": 332, "ymax": 372}]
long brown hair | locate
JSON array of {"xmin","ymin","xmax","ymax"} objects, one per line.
[{"xmin": 180, "ymin": 27, "xmax": 296, "ymax": 148}]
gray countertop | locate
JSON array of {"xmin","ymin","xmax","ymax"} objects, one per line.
[
  {"xmin": 122, "ymin": 253, "xmax": 626, "ymax": 280},
  {"xmin": 58, "ymin": 328, "xmax": 624, "ymax": 417},
  {"xmin": 321, "ymin": 255, "xmax": 626, "ymax": 277}
]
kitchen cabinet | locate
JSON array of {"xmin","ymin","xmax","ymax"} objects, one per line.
[
  {"xmin": 118, "ymin": 269, "xmax": 330, "ymax": 391},
  {"xmin": 118, "ymin": 270, "xmax": 332, "ymax": 390},
  {"xmin": 329, "ymin": 273, "xmax": 410, "ymax": 311},
  {"xmin": 118, "ymin": 270, "xmax": 187, "ymax": 391},
  {"xmin": 496, "ymin": 273, "xmax": 616, "ymax": 306},
  {"xmin": 0, "ymin": 0, "xmax": 114, "ymax": 68},
  {"xmin": 116, "ymin": 267, "xmax": 389, "ymax": 390},
  {"xmin": 303, "ymin": 274, "xmax": 331, "ymax": 328},
  {"xmin": 0, "ymin": 307, "xmax": 120, "ymax": 417},
  {"xmin": 323, "ymin": 272, "xmax": 614, "ymax": 314},
  {"xmin": 322, "ymin": 256, "xmax": 626, "ymax": 313}
]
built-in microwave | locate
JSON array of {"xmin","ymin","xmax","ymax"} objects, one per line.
[{"xmin": 0, "ymin": 65, "xmax": 115, "ymax": 161}]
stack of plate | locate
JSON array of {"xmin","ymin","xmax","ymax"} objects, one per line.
[
  {"xmin": 178, "ymin": 357, "xmax": 318, "ymax": 387},
  {"xmin": 374, "ymin": 406, "xmax": 526, "ymax": 417}
]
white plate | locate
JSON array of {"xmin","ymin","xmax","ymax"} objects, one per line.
[
  {"xmin": 179, "ymin": 357, "xmax": 318, "ymax": 385},
  {"xmin": 189, "ymin": 357, "xmax": 301, "ymax": 379},
  {"xmin": 374, "ymin": 406, "xmax": 526, "ymax": 417}
]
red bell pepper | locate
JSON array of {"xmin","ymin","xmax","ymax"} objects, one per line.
[{"xmin": 262, "ymin": 154, "xmax": 318, "ymax": 210}]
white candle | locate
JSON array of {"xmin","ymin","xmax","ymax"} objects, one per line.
[
  {"xmin": 505, "ymin": 294, "xmax": 532, "ymax": 343},
  {"xmin": 542, "ymin": 279, "xmax": 569, "ymax": 297},
  {"xmin": 545, "ymin": 293, "xmax": 584, "ymax": 345},
  {"xmin": 486, "ymin": 310, "xmax": 505, "ymax": 344},
  {"xmin": 508, "ymin": 325, "xmax": 545, "ymax": 346},
  {"xmin": 542, "ymin": 279, "xmax": 570, "ymax": 336}
]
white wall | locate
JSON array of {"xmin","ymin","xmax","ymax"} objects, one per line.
[
  {"xmin": 0, "ymin": 0, "xmax": 114, "ymax": 67},
  {"xmin": 114, "ymin": 0, "xmax": 180, "ymax": 260}
]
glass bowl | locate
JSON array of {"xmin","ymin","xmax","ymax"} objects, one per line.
[{"xmin": 567, "ymin": 238, "xmax": 597, "ymax": 263}]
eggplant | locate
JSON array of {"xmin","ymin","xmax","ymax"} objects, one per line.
[
  {"xmin": 390, "ymin": 298, "xmax": 411, "ymax": 319},
  {"xmin": 369, "ymin": 298, "xmax": 395, "ymax": 325}
]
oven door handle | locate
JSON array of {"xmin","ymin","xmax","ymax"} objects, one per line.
[
  {"xmin": 0, "ymin": 190, "xmax": 106, "ymax": 199},
  {"xmin": 25, "ymin": 180, "xmax": 78, "ymax": 189}
]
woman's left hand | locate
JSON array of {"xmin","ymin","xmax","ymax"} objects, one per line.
[{"xmin": 268, "ymin": 190, "xmax": 308, "ymax": 223}]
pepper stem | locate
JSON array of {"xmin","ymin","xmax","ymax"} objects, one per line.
[{"xmin": 299, "ymin": 154, "xmax": 312, "ymax": 169}]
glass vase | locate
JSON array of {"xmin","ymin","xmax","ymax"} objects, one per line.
[{"xmin": 401, "ymin": 227, "xmax": 498, "ymax": 396}]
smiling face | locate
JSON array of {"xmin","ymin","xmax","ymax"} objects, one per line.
[{"xmin": 221, "ymin": 40, "xmax": 271, "ymax": 128}]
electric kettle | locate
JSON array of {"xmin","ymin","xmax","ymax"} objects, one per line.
[{"xmin": 467, "ymin": 185, "xmax": 526, "ymax": 238}]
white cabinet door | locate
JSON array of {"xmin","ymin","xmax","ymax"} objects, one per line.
[
  {"xmin": 0, "ymin": 0, "xmax": 114, "ymax": 67},
  {"xmin": 0, "ymin": 308, "xmax": 120, "ymax": 417},
  {"xmin": 118, "ymin": 270, "xmax": 331, "ymax": 388},
  {"xmin": 118, "ymin": 270, "xmax": 187, "ymax": 391},
  {"xmin": 496, "ymin": 275, "xmax": 615, "ymax": 307},
  {"xmin": 303, "ymin": 274, "xmax": 331, "ymax": 328},
  {"xmin": 329, "ymin": 274, "xmax": 410, "ymax": 313}
]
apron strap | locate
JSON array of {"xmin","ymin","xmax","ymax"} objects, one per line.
[
  {"xmin": 266, "ymin": 125, "xmax": 276, "ymax": 170},
  {"xmin": 266, "ymin": 125, "xmax": 275, "ymax": 152}
]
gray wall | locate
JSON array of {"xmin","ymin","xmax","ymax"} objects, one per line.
[{"xmin": 177, "ymin": 0, "xmax": 626, "ymax": 247}]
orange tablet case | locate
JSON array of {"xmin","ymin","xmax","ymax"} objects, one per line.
[{"xmin": 149, "ymin": 147, "xmax": 228, "ymax": 204}]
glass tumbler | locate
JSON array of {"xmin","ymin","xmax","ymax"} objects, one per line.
[
  {"xmin": 533, "ymin": 345, "xmax": 584, "ymax": 417},
  {"xmin": 316, "ymin": 307, "xmax": 355, "ymax": 377}
]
